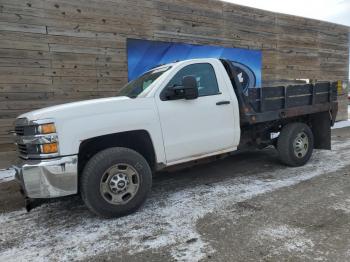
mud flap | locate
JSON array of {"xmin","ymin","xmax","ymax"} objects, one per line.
[{"xmin": 310, "ymin": 111, "xmax": 332, "ymax": 150}]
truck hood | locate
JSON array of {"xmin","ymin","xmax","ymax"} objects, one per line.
[{"xmin": 18, "ymin": 96, "xmax": 134, "ymax": 121}]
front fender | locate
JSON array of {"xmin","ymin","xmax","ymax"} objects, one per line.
[{"xmin": 53, "ymin": 100, "xmax": 166, "ymax": 164}]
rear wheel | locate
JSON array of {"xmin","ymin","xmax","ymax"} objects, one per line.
[
  {"xmin": 80, "ymin": 147, "xmax": 152, "ymax": 218},
  {"xmin": 277, "ymin": 123, "xmax": 314, "ymax": 167}
]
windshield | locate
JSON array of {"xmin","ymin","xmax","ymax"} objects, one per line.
[{"xmin": 118, "ymin": 66, "xmax": 171, "ymax": 98}]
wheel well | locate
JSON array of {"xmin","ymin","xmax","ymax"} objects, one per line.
[{"xmin": 78, "ymin": 130, "xmax": 156, "ymax": 175}]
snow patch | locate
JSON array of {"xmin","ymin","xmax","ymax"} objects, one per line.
[
  {"xmin": 331, "ymin": 198, "xmax": 350, "ymax": 214},
  {"xmin": 0, "ymin": 168, "xmax": 15, "ymax": 183},
  {"xmin": 332, "ymin": 105, "xmax": 350, "ymax": 129},
  {"xmin": 259, "ymin": 225, "xmax": 314, "ymax": 253},
  {"xmin": 332, "ymin": 120, "xmax": 350, "ymax": 129},
  {"xmin": 260, "ymin": 225, "xmax": 302, "ymax": 240},
  {"xmin": 284, "ymin": 237, "xmax": 314, "ymax": 253}
]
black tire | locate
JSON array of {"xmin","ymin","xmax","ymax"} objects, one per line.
[
  {"xmin": 80, "ymin": 147, "xmax": 152, "ymax": 218},
  {"xmin": 277, "ymin": 122, "xmax": 314, "ymax": 167}
]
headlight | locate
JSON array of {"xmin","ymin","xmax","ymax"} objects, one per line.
[
  {"xmin": 38, "ymin": 123, "xmax": 56, "ymax": 134},
  {"xmin": 40, "ymin": 142, "xmax": 59, "ymax": 154},
  {"xmin": 14, "ymin": 118, "xmax": 59, "ymax": 159}
]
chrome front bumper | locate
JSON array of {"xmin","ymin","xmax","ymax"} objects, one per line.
[{"xmin": 13, "ymin": 155, "xmax": 78, "ymax": 199}]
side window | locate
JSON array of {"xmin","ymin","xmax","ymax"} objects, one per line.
[{"xmin": 167, "ymin": 63, "xmax": 220, "ymax": 97}]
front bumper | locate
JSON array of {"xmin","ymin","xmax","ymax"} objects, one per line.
[{"xmin": 13, "ymin": 155, "xmax": 78, "ymax": 198}]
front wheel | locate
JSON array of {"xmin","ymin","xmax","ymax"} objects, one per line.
[
  {"xmin": 277, "ymin": 123, "xmax": 314, "ymax": 167},
  {"xmin": 80, "ymin": 147, "xmax": 152, "ymax": 218}
]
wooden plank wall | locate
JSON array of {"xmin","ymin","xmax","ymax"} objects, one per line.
[{"xmin": 0, "ymin": 0, "xmax": 349, "ymax": 152}]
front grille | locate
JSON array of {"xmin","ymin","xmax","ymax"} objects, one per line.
[
  {"xmin": 15, "ymin": 125, "xmax": 28, "ymax": 158},
  {"xmin": 14, "ymin": 124, "xmax": 29, "ymax": 158},
  {"xmin": 17, "ymin": 144, "xmax": 28, "ymax": 156},
  {"xmin": 15, "ymin": 126, "xmax": 25, "ymax": 136}
]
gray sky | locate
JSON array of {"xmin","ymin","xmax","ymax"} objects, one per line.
[{"xmin": 223, "ymin": 0, "xmax": 350, "ymax": 26}]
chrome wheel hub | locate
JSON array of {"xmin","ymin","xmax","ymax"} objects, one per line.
[
  {"xmin": 293, "ymin": 131, "xmax": 309, "ymax": 158},
  {"xmin": 100, "ymin": 163, "xmax": 140, "ymax": 205},
  {"xmin": 109, "ymin": 173, "xmax": 129, "ymax": 193}
]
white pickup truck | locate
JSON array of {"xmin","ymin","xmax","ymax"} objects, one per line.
[{"xmin": 13, "ymin": 58, "xmax": 338, "ymax": 218}]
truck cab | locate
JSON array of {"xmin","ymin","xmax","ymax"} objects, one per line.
[{"xmin": 13, "ymin": 58, "xmax": 337, "ymax": 217}]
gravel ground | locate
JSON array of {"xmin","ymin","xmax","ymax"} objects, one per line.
[{"xmin": 0, "ymin": 127, "xmax": 349, "ymax": 262}]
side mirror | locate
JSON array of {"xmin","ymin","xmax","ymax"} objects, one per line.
[
  {"xmin": 181, "ymin": 75, "xmax": 198, "ymax": 100},
  {"xmin": 163, "ymin": 75, "xmax": 198, "ymax": 100}
]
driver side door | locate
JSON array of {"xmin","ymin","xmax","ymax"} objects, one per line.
[{"xmin": 155, "ymin": 61, "xmax": 236, "ymax": 164}]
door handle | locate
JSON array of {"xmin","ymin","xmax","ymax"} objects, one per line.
[{"xmin": 216, "ymin": 101, "xmax": 230, "ymax": 105}]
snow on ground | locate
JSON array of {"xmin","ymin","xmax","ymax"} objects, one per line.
[
  {"xmin": 332, "ymin": 198, "xmax": 350, "ymax": 214},
  {"xmin": 333, "ymin": 120, "xmax": 350, "ymax": 129},
  {"xmin": 0, "ymin": 169, "xmax": 15, "ymax": 183},
  {"xmin": 258, "ymin": 225, "xmax": 314, "ymax": 253},
  {"xmin": 332, "ymin": 105, "xmax": 350, "ymax": 129},
  {"xmin": 0, "ymin": 139, "xmax": 350, "ymax": 262}
]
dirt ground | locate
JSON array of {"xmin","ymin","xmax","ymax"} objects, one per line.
[{"xmin": 0, "ymin": 127, "xmax": 349, "ymax": 262}]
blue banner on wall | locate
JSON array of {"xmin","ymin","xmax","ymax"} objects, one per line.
[{"xmin": 127, "ymin": 38, "xmax": 262, "ymax": 87}]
